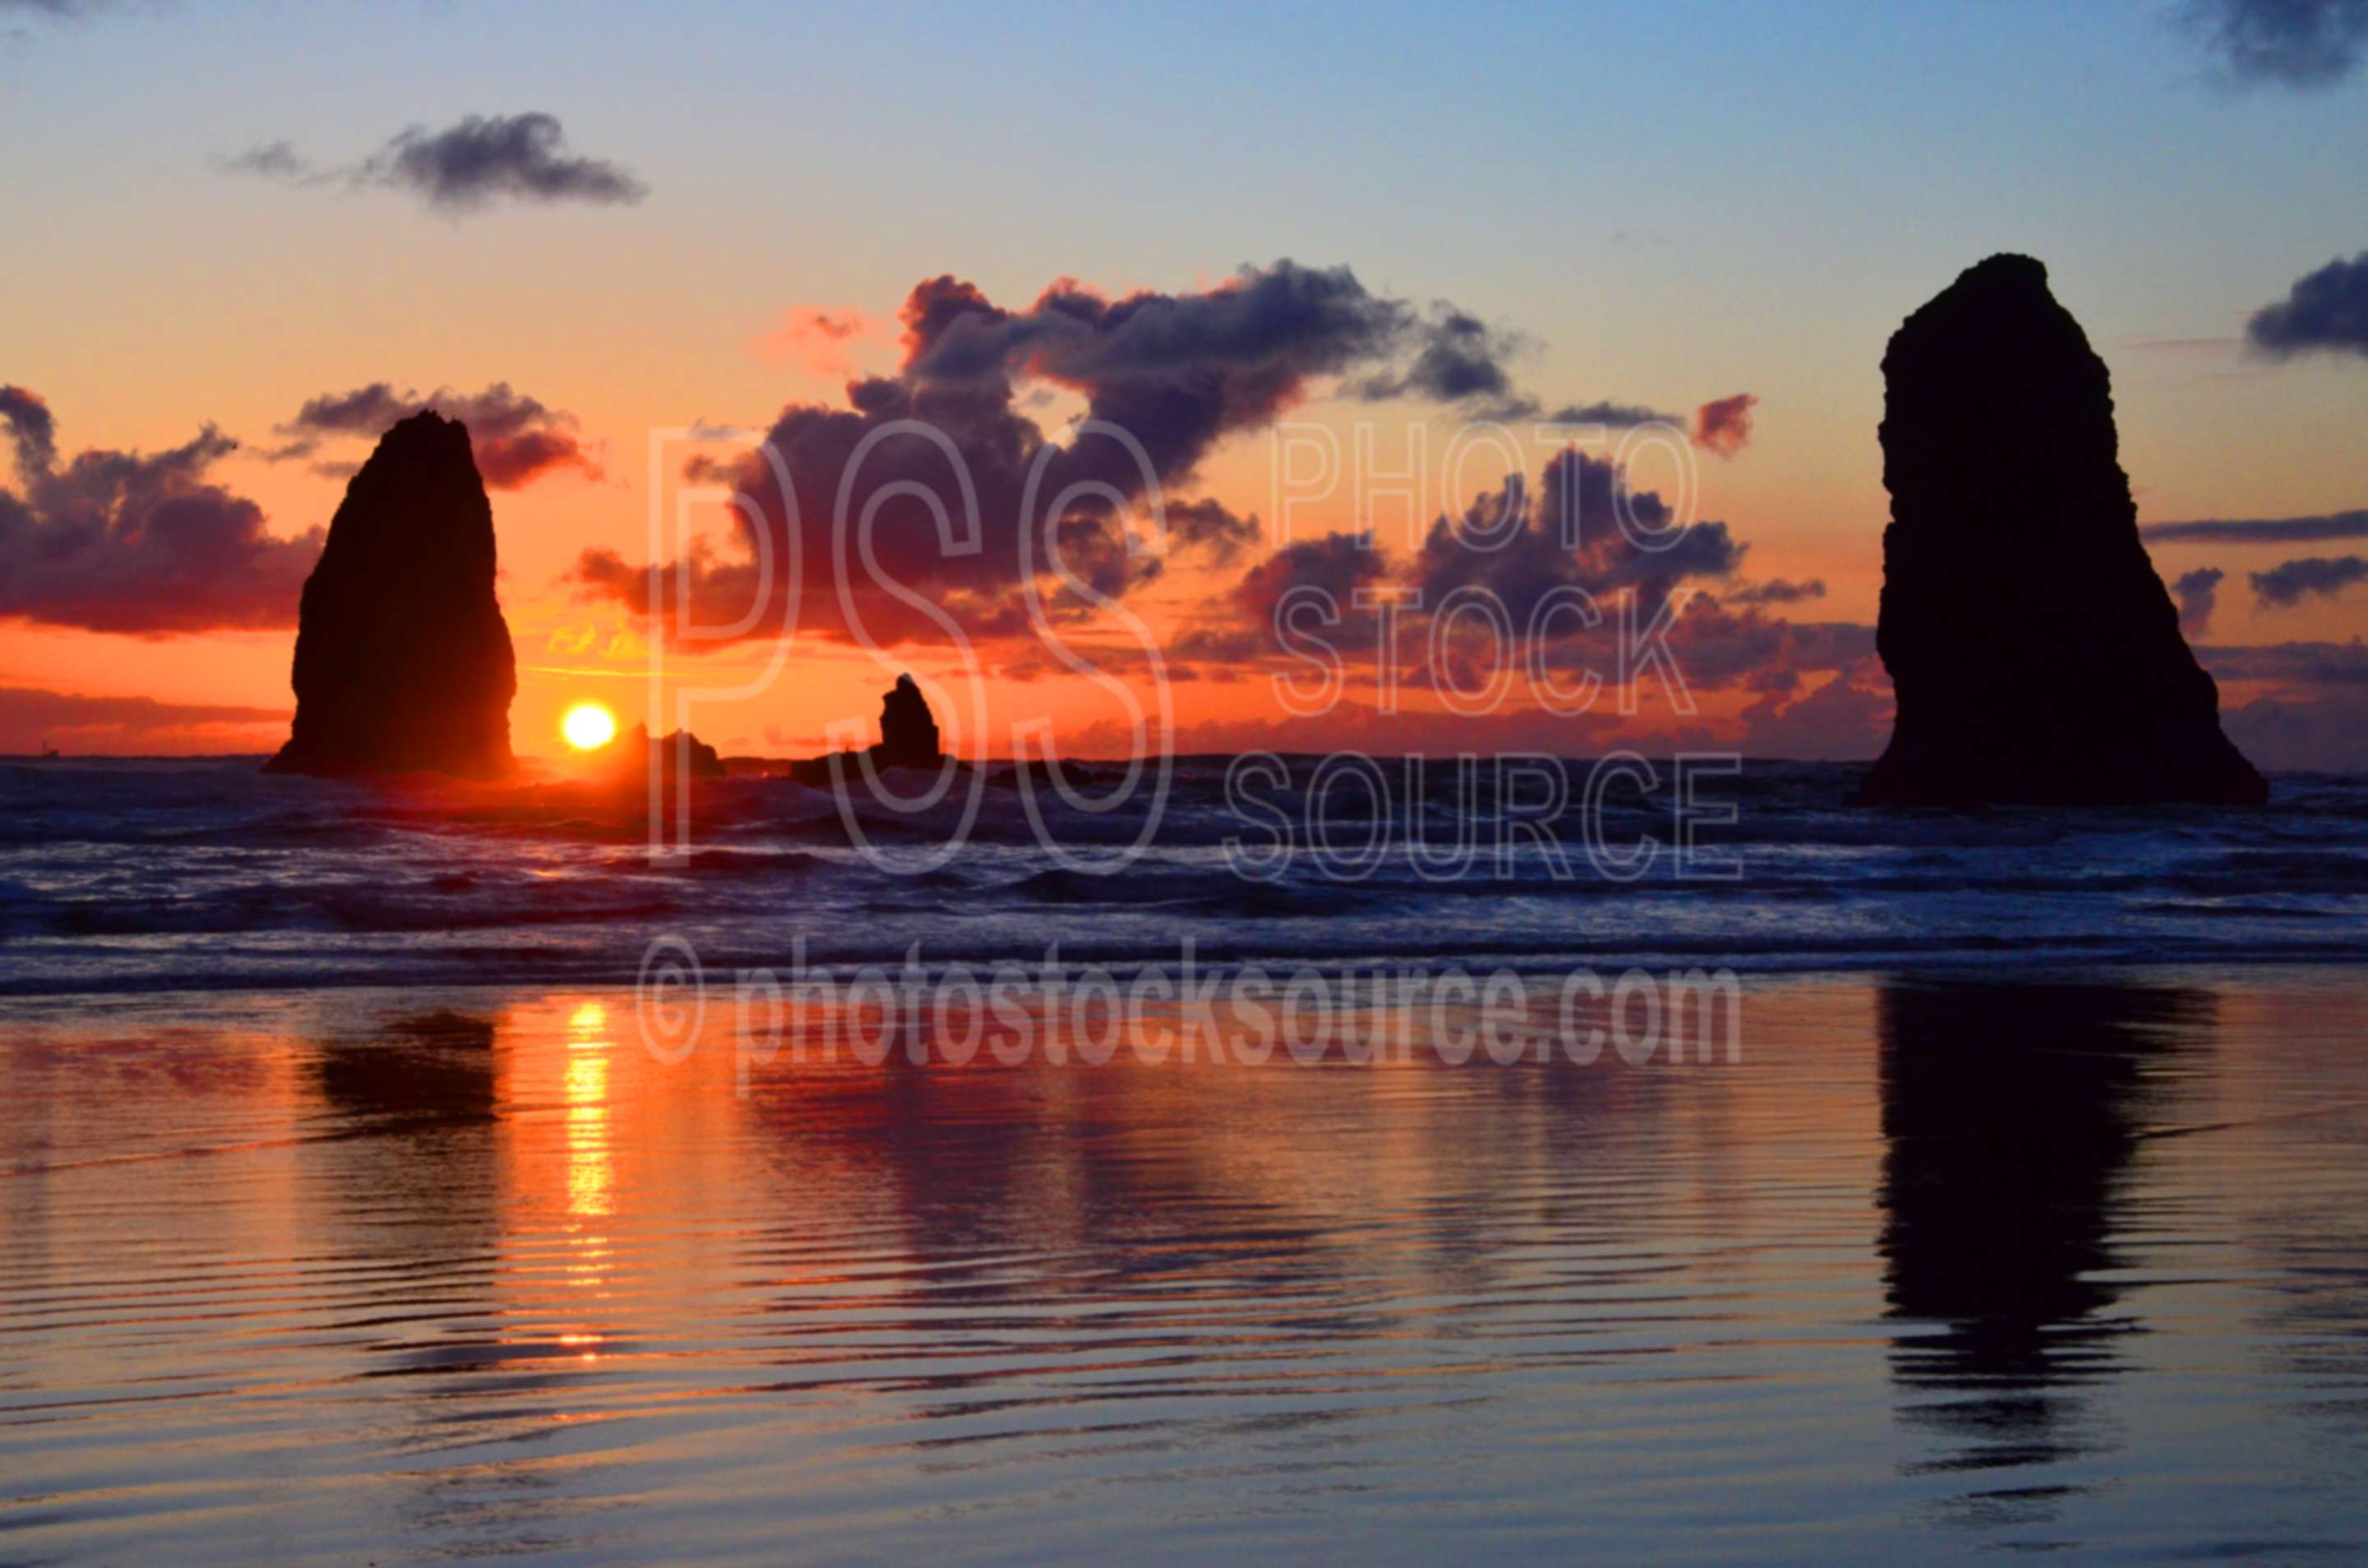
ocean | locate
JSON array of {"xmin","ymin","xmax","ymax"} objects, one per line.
[{"xmin": 0, "ymin": 756, "xmax": 2361, "ymax": 995}]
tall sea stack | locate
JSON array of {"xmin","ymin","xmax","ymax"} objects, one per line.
[
  {"xmin": 1857, "ymin": 255, "xmax": 2267, "ymax": 807},
  {"xmin": 265, "ymin": 412, "xmax": 516, "ymax": 779}
]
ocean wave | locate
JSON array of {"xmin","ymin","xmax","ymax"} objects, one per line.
[{"xmin": 0, "ymin": 756, "xmax": 2358, "ymax": 995}]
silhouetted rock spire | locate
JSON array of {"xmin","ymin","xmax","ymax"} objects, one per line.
[
  {"xmin": 876, "ymin": 673, "xmax": 941, "ymax": 768},
  {"xmin": 266, "ymin": 411, "xmax": 516, "ymax": 779},
  {"xmin": 1857, "ymin": 255, "xmax": 2268, "ymax": 806},
  {"xmin": 785, "ymin": 673, "xmax": 946, "ymax": 786}
]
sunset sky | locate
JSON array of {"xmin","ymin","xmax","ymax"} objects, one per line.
[{"xmin": 4, "ymin": 0, "xmax": 2365, "ymax": 765}]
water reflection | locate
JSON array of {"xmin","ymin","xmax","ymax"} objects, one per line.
[
  {"xmin": 563, "ymin": 1001, "xmax": 616, "ymax": 1222},
  {"xmin": 1876, "ymin": 979, "xmax": 2208, "ymax": 1523},
  {"xmin": 313, "ymin": 1008, "xmax": 498, "ymax": 1128},
  {"xmin": 12, "ymin": 976, "xmax": 2368, "ymax": 1566}
]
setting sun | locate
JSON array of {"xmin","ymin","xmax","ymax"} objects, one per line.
[{"xmin": 561, "ymin": 701, "xmax": 617, "ymax": 752}]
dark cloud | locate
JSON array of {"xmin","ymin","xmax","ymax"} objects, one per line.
[
  {"xmin": 226, "ymin": 113, "xmax": 646, "ymax": 214},
  {"xmin": 1187, "ymin": 449, "xmax": 1752, "ymax": 691},
  {"xmin": 1543, "ymin": 399, "xmax": 1685, "ymax": 428},
  {"xmin": 2246, "ymin": 252, "xmax": 2368, "ymax": 358},
  {"xmin": 1408, "ymin": 450, "xmax": 1745, "ymax": 626},
  {"xmin": 366, "ymin": 113, "xmax": 646, "ymax": 210},
  {"xmin": 1353, "ymin": 307, "xmax": 1531, "ymax": 414},
  {"xmin": 1727, "ymin": 576, "xmax": 1827, "ymax": 606},
  {"xmin": 0, "ymin": 387, "xmax": 321, "ymax": 636},
  {"xmin": 0, "ymin": 685, "xmax": 288, "ymax": 756},
  {"xmin": 2171, "ymin": 566, "xmax": 2225, "ymax": 637},
  {"xmin": 1223, "ymin": 530, "xmax": 1392, "ymax": 641},
  {"xmin": 2185, "ymin": 0, "xmax": 2368, "ymax": 86},
  {"xmin": 1348, "ymin": 310, "xmax": 1685, "ymax": 430},
  {"xmin": 1690, "ymin": 392, "xmax": 1758, "ymax": 457},
  {"xmin": 2250, "ymin": 553, "xmax": 2368, "ymax": 608},
  {"xmin": 0, "ymin": 384, "xmax": 57, "ymax": 471},
  {"xmin": 277, "ymin": 382, "xmax": 597, "ymax": 488},
  {"xmin": 218, "ymin": 141, "xmax": 313, "ymax": 182},
  {"xmin": 1162, "ymin": 497, "xmax": 1263, "ymax": 567},
  {"xmin": 577, "ymin": 261, "xmax": 1633, "ymax": 648},
  {"xmin": 2142, "ymin": 507, "xmax": 2368, "ymax": 543}
]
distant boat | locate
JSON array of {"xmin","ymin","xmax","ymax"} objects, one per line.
[{"xmin": 40, "ymin": 742, "xmax": 59, "ymax": 760}]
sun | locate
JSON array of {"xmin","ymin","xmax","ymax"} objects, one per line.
[{"xmin": 561, "ymin": 701, "xmax": 617, "ymax": 752}]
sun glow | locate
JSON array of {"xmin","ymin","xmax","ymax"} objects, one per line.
[{"xmin": 562, "ymin": 702, "xmax": 617, "ymax": 752}]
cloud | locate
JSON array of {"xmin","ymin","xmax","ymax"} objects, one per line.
[
  {"xmin": 0, "ymin": 0, "xmax": 111, "ymax": 16},
  {"xmin": 1727, "ymin": 576, "xmax": 1827, "ymax": 606},
  {"xmin": 2185, "ymin": 0, "xmax": 2368, "ymax": 87},
  {"xmin": 578, "ymin": 261, "xmax": 1674, "ymax": 649},
  {"xmin": 2223, "ymin": 689, "xmax": 2368, "ymax": 770},
  {"xmin": 2246, "ymin": 252, "xmax": 2368, "ymax": 358},
  {"xmin": 2250, "ymin": 553, "xmax": 2368, "ymax": 608},
  {"xmin": 2199, "ymin": 636, "xmax": 2368, "ymax": 685},
  {"xmin": 276, "ymin": 381, "xmax": 598, "ymax": 488},
  {"xmin": 2202, "ymin": 636, "xmax": 2368, "ymax": 770},
  {"xmin": 1406, "ymin": 450, "xmax": 1746, "ymax": 626},
  {"xmin": 0, "ymin": 386, "xmax": 321, "ymax": 636},
  {"xmin": 2142, "ymin": 507, "xmax": 2368, "ymax": 543},
  {"xmin": 1691, "ymin": 392, "xmax": 1758, "ymax": 457},
  {"xmin": 1738, "ymin": 657, "xmax": 1894, "ymax": 761},
  {"xmin": 1544, "ymin": 399, "xmax": 1686, "ymax": 428},
  {"xmin": 1352, "ymin": 306, "xmax": 1532, "ymax": 414},
  {"xmin": 0, "ymin": 384, "xmax": 57, "ymax": 471},
  {"xmin": 1162, "ymin": 497, "xmax": 1263, "ymax": 567},
  {"xmin": 1348, "ymin": 309, "xmax": 1689, "ymax": 431},
  {"xmin": 1181, "ymin": 448, "xmax": 1757, "ymax": 703},
  {"xmin": 218, "ymin": 141, "xmax": 314, "ymax": 182},
  {"xmin": 224, "ymin": 113, "xmax": 647, "ymax": 214},
  {"xmin": 754, "ymin": 307, "xmax": 875, "ymax": 377},
  {"xmin": 0, "ymin": 686, "xmax": 289, "ymax": 756},
  {"xmin": 2171, "ymin": 566, "xmax": 2225, "ymax": 636}
]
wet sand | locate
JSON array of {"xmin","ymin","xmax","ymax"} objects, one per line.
[{"xmin": 3, "ymin": 969, "xmax": 2366, "ymax": 1564}]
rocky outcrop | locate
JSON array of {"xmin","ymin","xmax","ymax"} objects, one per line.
[
  {"xmin": 1856, "ymin": 255, "xmax": 2268, "ymax": 807},
  {"xmin": 266, "ymin": 412, "xmax": 516, "ymax": 779},
  {"xmin": 876, "ymin": 673, "xmax": 941, "ymax": 767},
  {"xmin": 788, "ymin": 674, "xmax": 947, "ymax": 786},
  {"xmin": 598, "ymin": 724, "xmax": 725, "ymax": 781}
]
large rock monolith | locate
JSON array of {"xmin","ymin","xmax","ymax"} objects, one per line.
[
  {"xmin": 1856, "ymin": 255, "xmax": 2268, "ymax": 807},
  {"xmin": 265, "ymin": 411, "xmax": 516, "ymax": 779}
]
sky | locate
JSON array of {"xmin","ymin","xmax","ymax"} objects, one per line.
[{"xmin": 2, "ymin": 0, "xmax": 2365, "ymax": 765}]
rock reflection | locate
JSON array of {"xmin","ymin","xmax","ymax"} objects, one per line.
[
  {"xmin": 1877, "ymin": 979, "xmax": 2208, "ymax": 1526},
  {"xmin": 314, "ymin": 1008, "xmax": 498, "ymax": 1131}
]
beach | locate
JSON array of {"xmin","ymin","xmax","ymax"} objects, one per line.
[{"xmin": 6, "ymin": 969, "xmax": 2366, "ymax": 1564}]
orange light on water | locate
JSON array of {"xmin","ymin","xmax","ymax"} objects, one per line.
[{"xmin": 561, "ymin": 702, "xmax": 617, "ymax": 751}]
